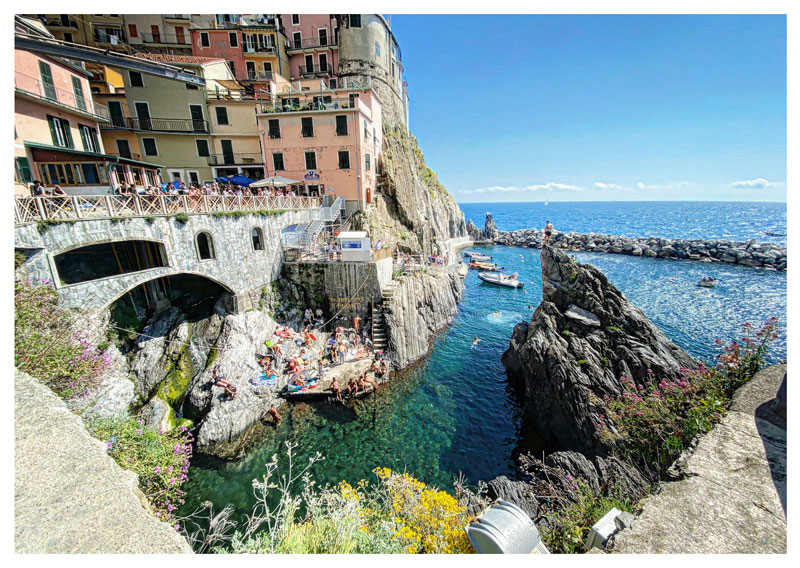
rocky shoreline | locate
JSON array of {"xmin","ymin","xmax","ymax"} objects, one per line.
[{"xmin": 472, "ymin": 213, "xmax": 786, "ymax": 271}]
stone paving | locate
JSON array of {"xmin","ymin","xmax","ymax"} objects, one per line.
[
  {"xmin": 14, "ymin": 370, "xmax": 193, "ymax": 553},
  {"xmin": 612, "ymin": 364, "xmax": 787, "ymax": 554}
]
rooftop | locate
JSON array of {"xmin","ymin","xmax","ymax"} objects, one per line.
[{"xmin": 134, "ymin": 53, "xmax": 226, "ymax": 66}]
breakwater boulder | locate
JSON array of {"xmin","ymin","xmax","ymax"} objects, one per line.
[
  {"xmin": 483, "ymin": 213, "xmax": 786, "ymax": 271},
  {"xmin": 501, "ymin": 245, "xmax": 697, "ymax": 457}
]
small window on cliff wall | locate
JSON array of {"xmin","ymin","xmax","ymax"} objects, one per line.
[
  {"xmin": 252, "ymin": 227, "xmax": 264, "ymax": 250},
  {"xmin": 196, "ymin": 232, "xmax": 215, "ymax": 260}
]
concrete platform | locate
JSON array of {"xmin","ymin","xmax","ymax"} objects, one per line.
[
  {"xmin": 612, "ymin": 364, "xmax": 786, "ymax": 554},
  {"xmin": 14, "ymin": 370, "xmax": 193, "ymax": 553}
]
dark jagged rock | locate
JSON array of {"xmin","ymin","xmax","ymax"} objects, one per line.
[
  {"xmin": 502, "ymin": 245, "xmax": 697, "ymax": 458},
  {"xmin": 485, "ymin": 475, "xmax": 539, "ymax": 518},
  {"xmin": 484, "ymin": 212, "xmax": 499, "ymax": 241},
  {"xmin": 466, "ymin": 219, "xmax": 486, "ymax": 241}
]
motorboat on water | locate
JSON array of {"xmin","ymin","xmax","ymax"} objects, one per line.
[
  {"xmin": 469, "ymin": 260, "xmax": 503, "ymax": 270},
  {"xmin": 697, "ymin": 277, "xmax": 717, "ymax": 288},
  {"xmin": 466, "ymin": 253, "xmax": 493, "ymax": 262},
  {"xmin": 477, "ymin": 271, "xmax": 525, "ymax": 289}
]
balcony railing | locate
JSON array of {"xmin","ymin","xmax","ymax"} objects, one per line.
[
  {"xmin": 207, "ymin": 91, "xmax": 258, "ymax": 101},
  {"xmin": 14, "ymin": 72, "xmax": 109, "ymax": 120},
  {"xmin": 106, "ymin": 152, "xmax": 142, "ymax": 161},
  {"xmin": 139, "ymin": 32, "xmax": 190, "ymax": 45},
  {"xmin": 164, "ymin": 14, "xmax": 191, "ymax": 20},
  {"xmin": 243, "ymin": 44, "xmax": 277, "ymax": 54},
  {"xmin": 258, "ymin": 97, "xmax": 357, "ymax": 114},
  {"xmin": 15, "ymin": 194, "xmax": 325, "ymax": 225},
  {"xmin": 299, "ymin": 64, "xmax": 331, "ymax": 76},
  {"xmin": 93, "ymin": 30, "xmax": 126, "ymax": 43},
  {"xmin": 206, "ymin": 153, "xmax": 263, "ymax": 166},
  {"xmin": 286, "ymin": 36, "xmax": 338, "ymax": 50},
  {"xmin": 243, "ymin": 71, "xmax": 274, "ymax": 81},
  {"xmin": 100, "ymin": 117, "xmax": 209, "ymax": 133}
]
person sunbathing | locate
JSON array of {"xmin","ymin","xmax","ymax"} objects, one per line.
[
  {"xmin": 360, "ymin": 371, "xmax": 379, "ymax": 392},
  {"xmin": 370, "ymin": 360, "xmax": 380, "ymax": 374},
  {"xmin": 346, "ymin": 378, "xmax": 359, "ymax": 397},
  {"xmin": 212, "ymin": 369, "xmax": 237, "ymax": 400},
  {"xmin": 331, "ymin": 377, "xmax": 342, "ymax": 402},
  {"xmin": 290, "ymin": 372, "xmax": 307, "ymax": 388},
  {"xmin": 380, "ymin": 361, "xmax": 389, "ymax": 379}
]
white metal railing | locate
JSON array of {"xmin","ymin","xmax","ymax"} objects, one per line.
[{"xmin": 14, "ymin": 194, "xmax": 324, "ymax": 225}]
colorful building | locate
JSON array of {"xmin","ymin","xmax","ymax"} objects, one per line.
[
  {"xmin": 14, "ymin": 21, "xmax": 163, "ymax": 196},
  {"xmin": 278, "ymin": 14, "xmax": 340, "ymax": 86},
  {"xmin": 99, "ymin": 54, "xmax": 236, "ymax": 185},
  {"xmin": 256, "ymin": 86, "xmax": 382, "ymax": 213}
]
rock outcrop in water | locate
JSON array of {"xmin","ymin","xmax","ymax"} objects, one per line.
[
  {"xmin": 482, "ymin": 212, "xmax": 786, "ymax": 271},
  {"xmin": 502, "ymin": 245, "xmax": 697, "ymax": 457}
]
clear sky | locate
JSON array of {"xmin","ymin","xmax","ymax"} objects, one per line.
[{"xmin": 391, "ymin": 14, "xmax": 787, "ymax": 202}]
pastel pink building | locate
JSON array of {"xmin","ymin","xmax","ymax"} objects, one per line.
[
  {"xmin": 256, "ymin": 87, "xmax": 382, "ymax": 213},
  {"xmin": 14, "ymin": 48, "xmax": 162, "ymax": 196},
  {"xmin": 279, "ymin": 14, "xmax": 340, "ymax": 86}
]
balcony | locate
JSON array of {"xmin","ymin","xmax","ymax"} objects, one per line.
[
  {"xmin": 242, "ymin": 70, "xmax": 274, "ymax": 81},
  {"xmin": 299, "ymin": 64, "xmax": 331, "ymax": 76},
  {"xmin": 45, "ymin": 18, "xmax": 78, "ymax": 29},
  {"xmin": 164, "ymin": 14, "xmax": 191, "ymax": 21},
  {"xmin": 14, "ymin": 72, "xmax": 109, "ymax": 121},
  {"xmin": 100, "ymin": 117, "xmax": 209, "ymax": 133},
  {"xmin": 139, "ymin": 32, "xmax": 190, "ymax": 46},
  {"xmin": 286, "ymin": 36, "xmax": 338, "ymax": 51},
  {"xmin": 107, "ymin": 152, "xmax": 143, "ymax": 161},
  {"xmin": 243, "ymin": 44, "xmax": 277, "ymax": 55},
  {"xmin": 206, "ymin": 152, "xmax": 263, "ymax": 166},
  {"xmin": 258, "ymin": 97, "xmax": 358, "ymax": 115},
  {"xmin": 93, "ymin": 29, "xmax": 126, "ymax": 44}
]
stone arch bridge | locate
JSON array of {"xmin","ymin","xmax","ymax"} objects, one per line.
[{"xmin": 14, "ymin": 206, "xmax": 323, "ymax": 312}]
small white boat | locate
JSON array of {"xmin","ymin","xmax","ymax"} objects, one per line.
[
  {"xmin": 477, "ymin": 271, "xmax": 524, "ymax": 289},
  {"xmin": 697, "ymin": 278, "xmax": 717, "ymax": 288},
  {"xmin": 464, "ymin": 251, "xmax": 493, "ymax": 260}
]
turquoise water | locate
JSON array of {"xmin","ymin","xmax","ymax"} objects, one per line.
[{"xmin": 182, "ymin": 239, "xmax": 786, "ymax": 521}]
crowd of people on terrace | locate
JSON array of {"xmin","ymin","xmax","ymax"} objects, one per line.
[
  {"xmin": 27, "ymin": 180, "xmax": 319, "ymax": 198},
  {"xmin": 209, "ymin": 311, "xmax": 387, "ymax": 408}
]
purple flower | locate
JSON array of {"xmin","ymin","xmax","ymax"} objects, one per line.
[
  {"xmin": 154, "ymin": 466, "xmax": 161, "ymax": 473},
  {"xmin": 169, "ymin": 478, "xmax": 175, "ymax": 484},
  {"xmin": 137, "ymin": 429, "xmax": 142, "ymax": 435}
]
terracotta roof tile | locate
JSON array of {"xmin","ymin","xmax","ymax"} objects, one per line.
[{"xmin": 134, "ymin": 53, "xmax": 225, "ymax": 65}]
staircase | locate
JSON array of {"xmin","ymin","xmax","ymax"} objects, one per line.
[{"xmin": 371, "ymin": 303, "xmax": 389, "ymax": 352}]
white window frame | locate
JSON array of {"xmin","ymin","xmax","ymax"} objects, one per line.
[
  {"xmin": 338, "ymin": 149, "xmax": 350, "ymax": 170},
  {"xmin": 215, "ymin": 106, "xmax": 229, "ymax": 126},
  {"xmin": 188, "ymin": 171, "xmax": 200, "ymax": 184},
  {"xmin": 133, "ymin": 100, "xmax": 151, "ymax": 122},
  {"xmin": 141, "ymin": 137, "xmax": 159, "ymax": 156},
  {"xmin": 129, "ymin": 71, "xmax": 145, "ymax": 87},
  {"xmin": 292, "ymin": 30, "xmax": 302, "ymax": 48},
  {"xmin": 115, "ymin": 138, "xmax": 131, "ymax": 156},
  {"xmin": 291, "ymin": 14, "xmax": 300, "ymax": 25},
  {"xmin": 263, "ymin": 61, "xmax": 272, "ymax": 74},
  {"xmin": 319, "ymin": 53, "xmax": 328, "ymax": 72},
  {"xmin": 272, "ymin": 152, "xmax": 284, "ymax": 171},
  {"xmin": 304, "ymin": 150, "xmax": 316, "ymax": 170},
  {"xmin": 318, "ymin": 27, "xmax": 328, "ymax": 45}
]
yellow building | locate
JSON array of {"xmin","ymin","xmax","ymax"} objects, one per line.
[{"xmin": 99, "ymin": 54, "xmax": 236, "ymax": 185}]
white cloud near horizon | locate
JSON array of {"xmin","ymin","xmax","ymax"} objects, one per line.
[
  {"xmin": 593, "ymin": 182, "xmax": 623, "ymax": 190},
  {"xmin": 731, "ymin": 178, "xmax": 776, "ymax": 189},
  {"xmin": 459, "ymin": 182, "xmax": 582, "ymax": 195}
]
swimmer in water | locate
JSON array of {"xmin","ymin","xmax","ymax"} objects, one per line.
[
  {"xmin": 492, "ymin": 311, "xmax": 499, "ymax": 318},
  {"xmin": 471, "ymin": 337, "xmax": 481, "ymax": 349},
  {"xmin": 527, "ymin": 305, "xmax": 533, "ymax": 309}
]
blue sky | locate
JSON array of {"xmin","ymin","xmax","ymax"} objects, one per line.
[{"xmin": 391, "ymin": 15, "xmax": 786, "ymax": 202}]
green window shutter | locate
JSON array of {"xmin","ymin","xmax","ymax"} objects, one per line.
[
  {"xmin": 72, "ymin": 77, "xmax": 86, "ymax": 111},
  {"xmin": 79, "ymin": 125, "xmax": 88, "ymax": 150},
  {"xmin": 46, "ymin": 115, "xmax": 58, "ymax": 145},
  {"xmin": 16, "ymin": 157, "xmax": 33, "ymax": 183},
  {"xmin": 39, "ymin": 61, "xmax": 56, "ymax": 100},
  {"xmin": 63, "ymin": 120, "xmax": 74, "ymax": 148}
]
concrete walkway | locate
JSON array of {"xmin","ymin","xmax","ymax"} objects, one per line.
[
  {"xmin": 15, "ymin": 370, "xmax": 193, "ymax": 553},
  {"xmin": 613, "ymin": 364, "xmax": 786, "ymax": 554}
]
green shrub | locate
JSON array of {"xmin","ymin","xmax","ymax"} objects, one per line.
[
  {"xmin": 597, "ymin": 318, "xmax": 779, "ymax": 476},
  {"xmin": 188, "ymin": 444, "xmax": 477, "ymax": 554},
  {"xmin": 173, "ymin": 212, "xmax": 189, "ymax": 224},
  {"xmin": 109, "ymin": 301, "xmax": 145, "ymax": 344},
  {"xmin": 576, "ymin": 359, "xmax": 587, "ymax": 365},
  {"xmin": 15, "ymin": 280, "xmax": 109, "ymax": 398},
  {"xmin": 561, "ymin": 330, "xmax": 571, "ymax": 337},
  {"xmin": 14, "ymin": 251, "xmax": 26, "ymax": 269},
  {"xmin": 541, "ymin": 480, "xmax": 632, "ymax": 554},
  {"xmin": 86, "ymin": 416, "xmax": 193, "ymax": 524},
  {"xmin": 144, "ymin": 216, "xmax": 156, "ymax": 224},
  {"xmin": 606, "ymin": 325, "xmax": 621, "ymax": 332},
  {"xmin": 601, "ymin": 357, "xmax": 609, "ymax": 368}
]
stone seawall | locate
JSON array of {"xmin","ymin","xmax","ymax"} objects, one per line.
[{"xmin": 492, "ymin": 227, "xmax": 786, "ymax": 271}]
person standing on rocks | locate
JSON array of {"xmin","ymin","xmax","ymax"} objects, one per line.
[
  {"xmin": 543, "ymin": 221, "xmax": 554, "ymax": 246},
  {"xmin": 353, "ymin": 315, "xmax": 361, "ymax": 333}
]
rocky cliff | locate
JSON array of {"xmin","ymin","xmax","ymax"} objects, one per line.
[
  {"xmin": 353, "ymin": 126, "xmax": 466, "ymax": 256},
  {"xmin": 502, "ymin": 245, "xmax": 697, "ymax": 457},
  {"xmin": 384, "ymin": 263, "xmax": 465, "ymax": 369}
]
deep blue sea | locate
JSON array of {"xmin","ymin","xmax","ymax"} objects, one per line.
[
  {"xmin": 182, "ymin": 201, "xmax": 786, "ymax": 522},
  {"xmin": 461, "ymin": 201, "xmax": 787, "ymax": 245}
]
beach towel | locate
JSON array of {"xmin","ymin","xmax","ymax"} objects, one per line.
[{"xmin": 251, "ymin": 372, "xmax": 277, "ymax": 387}]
